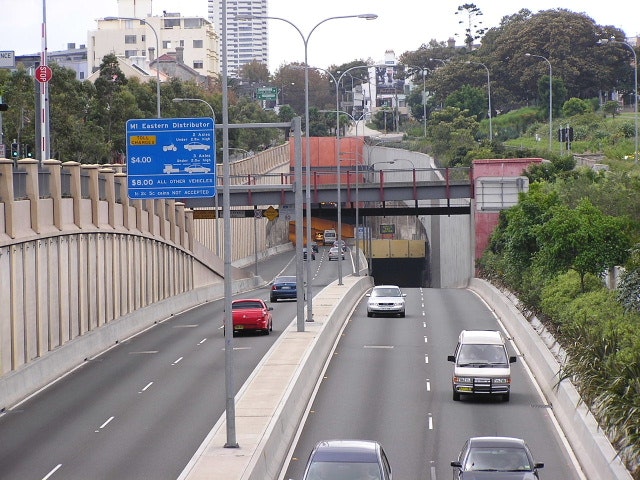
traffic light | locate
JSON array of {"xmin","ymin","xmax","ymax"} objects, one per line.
[
  {"xmin": 25, "ymin": 144, "xmax": 32, "ymax": 158},
  {"xmin": 11, "ymin": 142, "xmax": 19, "ymax": 158}
]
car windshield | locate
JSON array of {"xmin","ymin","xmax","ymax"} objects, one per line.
[
  {"xmin": 233, "ymin": 301, "xmax": 263, "ymax": 309},
  {"xmin": 371, "ymin": 287, "xmax": 402, "ymax": 297},
  {"xmin": 464, "ymin": 447, "xmax": 532, "ymax": 471},
  {"xmin": 457, "ymin": 344, "xmax": 508, "ymax": 365},
  {"xmin": 306, "ymin": 461, "xmax": 382, "ymax": 480}
]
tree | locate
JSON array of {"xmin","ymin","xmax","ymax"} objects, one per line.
[
  {"xmin": 445, "ymin": 84, "xmax": 486, "ymax": 121},
  {"xmin": 534, "ymin": 198, "xmax": 632, "ymax": 291},
  {"xmin": 238, "ymin": 60, "xmax": 270, "ymax": 85},
  {"xmin": 603, "ymin": 100, "xmax": 620, "ymax": 118},
  {"xmin": 562, "ymin": 97, "xmax": 593, "ymax": 117},
  {"xmin": 455, "ymin": 3, "xmax": 487, "ymax": 50}
]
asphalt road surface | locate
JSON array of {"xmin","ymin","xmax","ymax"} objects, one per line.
[
  {"xmin": 0, "ymin": 247, "xmax": 345, "ymax": 480},
  {"xmin": 281, "ymin": 287, "xmax": 584, "ymax": 480}
]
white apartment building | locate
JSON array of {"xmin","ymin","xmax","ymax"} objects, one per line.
[
  {"xmin": 89, "ymin": 0, "xmax": 220, "ymax": 78},
  {"xmin": 209, "ymin": 0, "xmax": 268, "ymax": 78}
]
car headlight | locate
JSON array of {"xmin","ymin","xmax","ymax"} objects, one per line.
[{"xmin": 493, "ymin": 377, "xmax": 511, "ymax": 384}]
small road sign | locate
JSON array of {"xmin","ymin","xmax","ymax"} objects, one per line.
[
  {"xmin": 257, "ymin": 87, "xmax": 278, "ymax": 100},
  {"xmin": 0, "ymin": 51, "xmax": 15, "ymax": 68},
  {"xmin": 126, "ymin": 117, "xmax": 216, "ymax": 199},
  {"xmin": 35, "ymin": 65, "xmax": 53, "ymax": 83}
]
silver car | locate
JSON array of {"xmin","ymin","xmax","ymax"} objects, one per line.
[
  {"xmin": 366, "ymin": 285, "xmax": 406, "ymax": 317},
  {"xmin": 328, "ymin": 246, "xmax": 344, "ymax": 261}
]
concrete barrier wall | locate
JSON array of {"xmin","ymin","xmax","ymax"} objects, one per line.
[
  {"xmin": 245, "ymin": 276, "xmax": 374, "ymax": 480},
  {"xmin": 0, "ymin": 145, "xmax": 292, "ymax": 410},
  {"xmin": 0, "ymin": 274, "xmax": 264, "ymax": 410},
  {"xmin": 468, "ymin": 278, "xmax": 632, "ymax": 480},
  {"xmin": 178, "ymin": 275, "xmax": 374, "ymax": 480}
]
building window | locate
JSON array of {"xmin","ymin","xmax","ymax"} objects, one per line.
[
  {"xmin": 183, "ymin": 18, "xmax": 203, "ymax": 29},
  {"xmin": 193, "ymin": 60, "xmax": 204, "ymax": 69},
  {"xmin": 125, "ymin": 35, "xmax": 137, "ymax": 44},
  {"xmin": 162, "ymin": 41, "xmax": 172, "ymax": 49},
  {"xmin": 163, "ymin": 18, "xmax": 181, "ymax": 29},
  {"xmin": 193, "ymin": 39, "xmax": 203, "ymax": 48},
  {"xmin": 124, "ymin": 50, "xmax": 138, "ymax": 58}
]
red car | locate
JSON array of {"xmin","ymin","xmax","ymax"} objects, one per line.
[{"xmin": 230, "ymin": 299, "xmax": 273, "ymax": 335}]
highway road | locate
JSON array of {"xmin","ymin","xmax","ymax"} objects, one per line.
[
  {"xmin": 0, "ymin": 247, "xmax": 347, "ymax": 480},
  {"xmin": 280, "ymin": 287, "xmax": 584, "ymax": 480}
]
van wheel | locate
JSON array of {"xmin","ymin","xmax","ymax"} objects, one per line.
[{"xmin": 453, "ymin": 391, "xmax": 460, "ymax": 401}]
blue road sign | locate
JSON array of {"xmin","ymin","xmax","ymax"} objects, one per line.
[{"xmin": 126, "ymin": 117, "xmax": 216, "ymax": 199}]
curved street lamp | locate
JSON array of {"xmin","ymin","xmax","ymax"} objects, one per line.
[
  {"xmin": 237, "ymin": 13, "xmax": 377, "ymax": 323},
  {"xmin": 525, "ymin": 53, "xmax": 553, "ymax": 151},
  {"xmin": 105, "ymin": 16, "xmax": 161, "ymax": 118},
  {"xmin": 172, "ymin": 97, "xmax": 218, "ymax": 255},
  {"xmin": 466, "ymin": 61, "xmax": 492, "ymax": 141},
  {"xmin": 313, "ymin": 64, "xmax": 370, "ymax": 285}
]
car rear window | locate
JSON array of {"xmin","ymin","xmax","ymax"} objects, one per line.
[
  {"xmin": 372, "ymin": 287, "xmax": 401, "ymax": 297},
  {"xmin": 233, "ymin": 301, "xmax": 263, "ymax": 309}
]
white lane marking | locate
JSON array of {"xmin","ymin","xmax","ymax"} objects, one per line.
[
  {"xmin": 96, "ymin": 416, "xmax": 115, "ymax": 432},
  {"xmin": 425, "ymin": 354, "xmax": 429, "ymax": 364},
  {"xmin": 129, "ymin": 351, "xmax": 158, "ymax": 354},
  {"xmin": 173, "ymin": 324, "xmax": 198, "ymax": 328},
  {"xmin": 140, "ymin": 382, "xmax": 153, "ymax": 393},
  {"xmin": 423, "ymin": 322, "xmax": 427, "ymax": 328},
  {"xmin": 426, "ymin": 379, "xmax": 431, "ymax": 391},
  {"xmin": 198, "ymin": 338, "xmax": 207, "ymax": 345},
  {"xmin": 430, "ymin": 464, "xmax": 437, "ymax": 480},
  {"xmin": 424, "ymin": 336, "xmax": 428, "ymax": 343},
  {"xmin": 172, "ymin": 357, "xmax": 183, "ymax": 365},
  {"xmin": 422, "ymin": 311, "xmax": 426, "ymax": 317},
  {"xmin": 42, "ymin": 464, "xmax": 62, "ymax": 480},
  {"xmin": 363, "ymin": 345, "xmax": 394, "ymax": 349},
  {"xmin": 428, "ymin": 413, "xmax": 433, "ymax": 430}
]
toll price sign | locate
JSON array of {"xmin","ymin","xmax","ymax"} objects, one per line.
[{"xmin": 126, "ymin": 117, "xmax": 216, "ymax": 199}]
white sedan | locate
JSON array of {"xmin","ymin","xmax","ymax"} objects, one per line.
[{"xmin": 366, "ymin": 285, "xmax": 406, "ymax": 317}]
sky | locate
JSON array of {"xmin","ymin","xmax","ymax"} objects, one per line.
[{"xmin": 2, "ymin": 0, "xmax": 639, "ymax": 73}]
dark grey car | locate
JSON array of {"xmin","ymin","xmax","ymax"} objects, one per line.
[
  {"xmin": 451, "ymin": 436, "xmax": 543, "ymax": 479},
  {"xmin": 301, "ymin": 439, "xmax": 392, "ymax": 480}
]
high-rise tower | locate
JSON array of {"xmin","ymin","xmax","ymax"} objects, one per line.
[{"xmin": 209, "ymin": 0, "xmax": 268, "ymax": 78}]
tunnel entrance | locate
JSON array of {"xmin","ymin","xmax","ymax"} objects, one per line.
[{"xmin": 369, "ymin": 257, "xmax": 430, "ymax": 288}]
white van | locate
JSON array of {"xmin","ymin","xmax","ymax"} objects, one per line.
[
  {"xmin": 447, "ymin": 330, "xmax": 516, "ymax": 402},
  {"xmin": 323, "ymin": 229, "xmax": 337, "ymax": 246}
]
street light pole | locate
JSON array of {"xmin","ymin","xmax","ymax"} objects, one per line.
[
  {"xmin": 466, "ymin": 61, "xmax": 492, "ymax": 141},
  {"xmin": 105, "ymin": 16, "xmax": 161, "ymax": 118},
  {"xmin": 315, "ymin": 65, "xmax": 369, "ymax": 285},
  {"xmin": 172, "ymin": 98, "xmax": 219, "ymax": 256},
  {"xmin": 601, "ymin": 38, "xmax": 638, "ymax": 164},
  {"xmin": 405, "ymin": 65, "xmax": 428, "ymax": 137},
  {"xmin": 237, "ymin": 13, "xmax": 377, "ymax": 323},
  {"xmin": 525, "ymin": 53, "xmax": 553, "ymax": 151}
]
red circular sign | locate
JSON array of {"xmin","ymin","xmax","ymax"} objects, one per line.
[{"xmin": 35, "ymin": 65, "xmax": 53, "ymax": 83}]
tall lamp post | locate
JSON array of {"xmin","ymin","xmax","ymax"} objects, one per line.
[
  {"xmin": 601, "ymin": 38, "xmax": 638, "ymax": 164},
  {"xmin": 172, "ymin": 98, "xmax": 219, "ymax": 256},
  {"xmin": 466, "ymin": 61, "xmax": 492, "ymax": 141},
  {"xmin": 525, "ymin": 53, "xmax": 553, "ymax": 151},
  {"xmin": 105, "ymin": 16, "xmax": 161, "ymax": 118},
  {"xmin": 237, "ymin": 13, "xmax": 377, "ymax": 324},
  {"xmin": 314, "ymin": 65, "xmax": 370, "ymax": 285}
]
